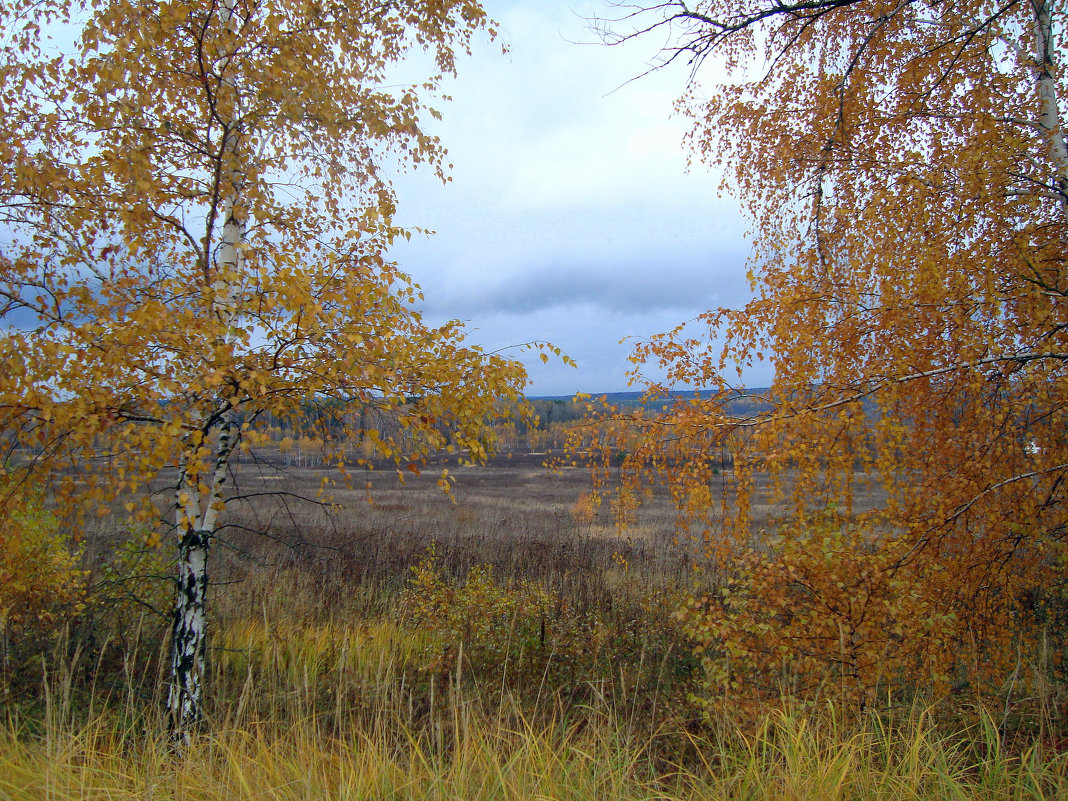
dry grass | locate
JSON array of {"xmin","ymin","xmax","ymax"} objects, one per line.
[
  {"xmin": 3, "ymin": 694, "xmax": 1065, "ymax": 801},
  {"xmin": 3, "ymin": 451, "xmax": 1065, "ymax": 799}
]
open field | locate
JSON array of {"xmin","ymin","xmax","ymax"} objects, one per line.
[
  {"xmin": 213, "ymin": 448, "xmax": 890, "ymax": 586},
  {"xmin": 218, "ymin": 450, "xmax": 705, "ymax": 593}
]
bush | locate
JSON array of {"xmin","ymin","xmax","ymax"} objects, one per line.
[
  {"xmin": 399, "ymin": 547, "xmax": 697, "ymax": 718},
  {"xmin": 0, "ymin": 489, "xmax": 86, "ymax": 681},
  {"xmin": 83, "ymin": 534, "xmax": 172, "ymax": 650},
  {"xmin": 401, "ymin": 547, "xmax": 564, "ymax": 684},
  {"xmin": 682, "ymin": 511, "xmax": 1067, "ymax": 732},
  {"xmin": 683, "ymin": 524, "xmax": 950, "ymax": 721}
]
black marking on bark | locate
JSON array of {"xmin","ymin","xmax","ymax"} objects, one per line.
[{"xmin": 168, "ymin": 526, "xmax": 211, "ymax": 735}]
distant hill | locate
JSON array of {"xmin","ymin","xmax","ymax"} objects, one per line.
[
  {"xmin": 530, "ymin": 386, "xmax": 886, "ymax": 420},
  {"xmin": 530, "ymin": 388, "xmax": 776, "ymax": 416}
]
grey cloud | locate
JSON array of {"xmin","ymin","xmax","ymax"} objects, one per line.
[{"xmin": 417, "ymin": 245, "xmax": 752, "ymax": 318}]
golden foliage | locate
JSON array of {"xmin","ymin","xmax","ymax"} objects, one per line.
[
  {"xmin": 0, "ymin": 489, "xmax": 84, "ymax": 641},
  {"xmin": 571, "ymin": 491, "xmax": 599, "ymax": 526},
  {"xmin": 0, "ymin": 0, "xmax": 547, "ymax": 725},
  {"xmin": 588, "ymin": 0, "xmax": 1068, "ymax": 707},
  {"xmin": 0, "ymin": 0, "xmax": 529, "ymax": 532}
]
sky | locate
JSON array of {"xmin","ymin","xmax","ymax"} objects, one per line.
[{"xmin": 387, "ymin": 1, "xmax": 760, "ymax": 396}]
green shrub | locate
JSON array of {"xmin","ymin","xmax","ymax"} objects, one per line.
[
  {"xmin": 0, "ymin": 490, "xmax": 86, "ymax": 689},
  {"xmin": 85, "ymin": 535, "xmax": 171, "ymax": 644},
  {"xmin": 401, "ymin": 546, "xmax": 561, "ymax": 683},
  {"xmin": 399, "ymin": 547, "xmax": 695, "ymax": 715}
]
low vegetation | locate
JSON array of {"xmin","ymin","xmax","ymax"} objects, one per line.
[{"xmin": 2, "ymin": 456, "xmax": 1065, "ymax": 798}]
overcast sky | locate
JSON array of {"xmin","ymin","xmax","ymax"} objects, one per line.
[{"xmin": 388, "ymin": 1, "xmax": 761, "ymax": 396}]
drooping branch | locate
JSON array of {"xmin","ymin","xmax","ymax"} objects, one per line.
[{"xmin": 594, "ymin": 0, "xmax": 879, "ymax": 75}]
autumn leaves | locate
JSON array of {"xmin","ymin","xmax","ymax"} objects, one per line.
[
  {"xmin": 0, "ymin": 0, "xmax": 528, "ymax": 733},
  {"xmin": 587, "ymin": 0, "xmax": 1068, "ymax": 713}
]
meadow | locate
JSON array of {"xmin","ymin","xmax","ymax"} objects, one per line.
[{"xmin": 2, "ymin": 450, "xmax": 1065, "ymax": 799}]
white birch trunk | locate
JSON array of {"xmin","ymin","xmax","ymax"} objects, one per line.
[
  {"xmin": 1032, "ymin": 0, "xmax": 1068, "ymax": 209},
  {"xmin": 213, "ymin": 0, "xmax": 246, "ymax": 317},
  {"xmin": 167, "ymin": 415, "xmax": 238, "ymax": 738},
  {"xmin": 167, "ymin": 0, "xmax": 247, "ymax": 740}
]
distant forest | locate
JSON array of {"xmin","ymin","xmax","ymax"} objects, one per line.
[{"xmin": 534, "ymin": 389, "xmax": 776, "ymax": 419}]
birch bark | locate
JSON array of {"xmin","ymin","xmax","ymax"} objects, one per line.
[
  {"xmin": 167, "ymin": 0, "xmax": 247, "ymax": 739},
  {"xmin": 1032, "ymin": 0, "xmax": 1068, "ymax": 210},
  {"xmin": 167, "ymin": 415, "xmax": 238, "ymax": 737}
]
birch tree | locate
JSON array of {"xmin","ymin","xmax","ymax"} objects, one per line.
[
  {"xmin": 587, "ymin": 1, "xmax": 1068, "ymax": 711},
  {"xmin": 0, "ymin": 0, "xmax": 532, "ymax": 736}
]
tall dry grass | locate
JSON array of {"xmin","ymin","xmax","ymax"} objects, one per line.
[
  {"xmin": 4, "ymin": 688, "xmax": 1066, "ymax": 800},
  {"xmin": 5, "ymin": 556, "xmax": 1066, "ymax": 800}
]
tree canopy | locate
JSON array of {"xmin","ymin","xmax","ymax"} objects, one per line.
[
  {"xmin": 588, "ymin": 0, "xmax": 1068, "ymax": 712},
  {"xmin": 0, "ymin": 0, "xmax": 530, "ymax": 733}
]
